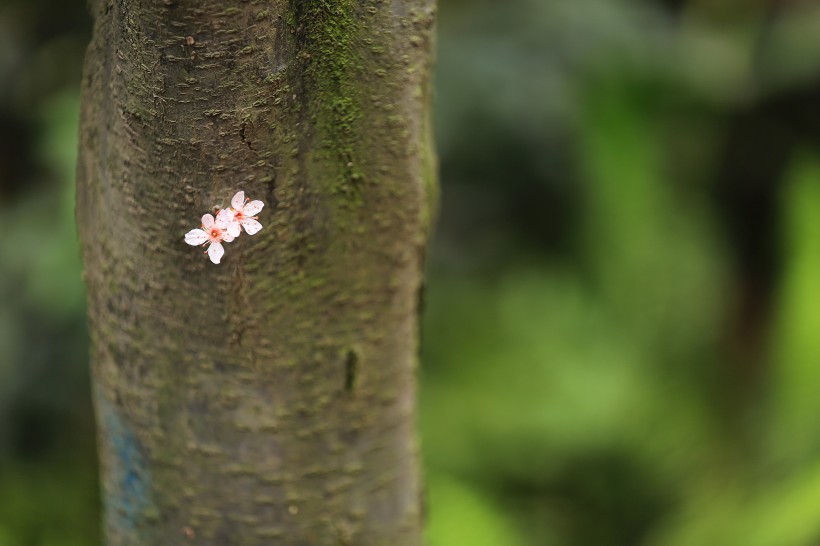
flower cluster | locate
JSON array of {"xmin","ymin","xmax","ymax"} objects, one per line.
[{"xmin": 184, "ymin": 191, "xmax": 264, "ymax": 264}]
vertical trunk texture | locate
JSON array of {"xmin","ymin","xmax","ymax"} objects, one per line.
[{"xmin": 76, "ymin": 0, "xmax": 436, "ymax": 544}]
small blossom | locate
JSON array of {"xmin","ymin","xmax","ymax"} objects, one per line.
[
  {"xmin": 227, "ymin": 191, "xmax": 264, "ymax": 237},
  {"xmin": 184, "ymin": 209, "xmax": 235, "ymax": 264}
]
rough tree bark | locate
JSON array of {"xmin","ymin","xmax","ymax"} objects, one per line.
[{"xmin": 76, "ymin": 0, "xmax": 437, "ymax": 544}]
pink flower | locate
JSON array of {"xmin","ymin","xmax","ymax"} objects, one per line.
[
  {"xmin": 226, "ymin": 191, "xmax": 264, "ymax": 237},
  {"xmin": 184, "ymin": 209, "xmax": 236, "ymax": 264}
]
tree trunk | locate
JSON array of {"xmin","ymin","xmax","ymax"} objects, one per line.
[{"xmin": 76, "ymin": 0, "xmax": 437, "ymax": 544}]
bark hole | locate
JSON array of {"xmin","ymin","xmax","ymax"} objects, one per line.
[{"xmin": 344, "ymin": 349, "xmax": 358, "ymax": 393}]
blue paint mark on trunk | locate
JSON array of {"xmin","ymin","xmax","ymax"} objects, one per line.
[{"xmin": 96, "ymin": 392, "xmax": 151, "ymax": 531}]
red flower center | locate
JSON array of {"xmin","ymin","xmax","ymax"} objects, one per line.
[{"xmin": 210, "ymin": 228, "xmax": 221, "ymax": 239}]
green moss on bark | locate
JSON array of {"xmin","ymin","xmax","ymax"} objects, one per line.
[{"xmin": 289, "ymin": 0, "xmax": 364, "ymax": 195}]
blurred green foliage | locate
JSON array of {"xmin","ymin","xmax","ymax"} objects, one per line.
[{"xmin": 6, "ymin": 0, "xmax": 820, "ymax": 544}]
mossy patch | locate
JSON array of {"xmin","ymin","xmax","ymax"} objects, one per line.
[{"xmin": 289, "ymin": 0, "xmax": 364, "ymax": 196}]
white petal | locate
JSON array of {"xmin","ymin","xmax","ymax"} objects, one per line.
[
  {"xmin": 215, "ymin": 208, "xmax": 234, "ymax": 229},
  {"xmin": 231, "ymin": 191, "xmax": 245, "ymax": 210},
  {"xmin": 184, "ymin": 229, "xmax": 208, "ymax": 246},
  {"xmin": 222, "ymin": 231, "xmax": 235, "ymax": 243},
  {"xmin": 242, "ymin": 200, "xmax": 264, "ymax": 216},
  {"xmin": 201, "ymin": 214, "xmax": 215, "ymax": 229},
  {"xmin": 242, "ymin": 218, "xmax": 263, "ymax": 235},
  {"xmin": 207, "ymin": 242, "xmax": 224, "ymax": 264},
  {"xmin": 227, "ymin": 220, "xmax": 241, "ymax": 239}
]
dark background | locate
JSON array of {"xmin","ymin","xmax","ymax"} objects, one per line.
[{"xmin": 5, "ymin": 0, "xmax": 820, "ymax": 544}]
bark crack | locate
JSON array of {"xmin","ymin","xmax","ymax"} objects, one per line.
[{"xmin": 239, "ymin": 122, "xmax": 258, "ymax": 154}]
